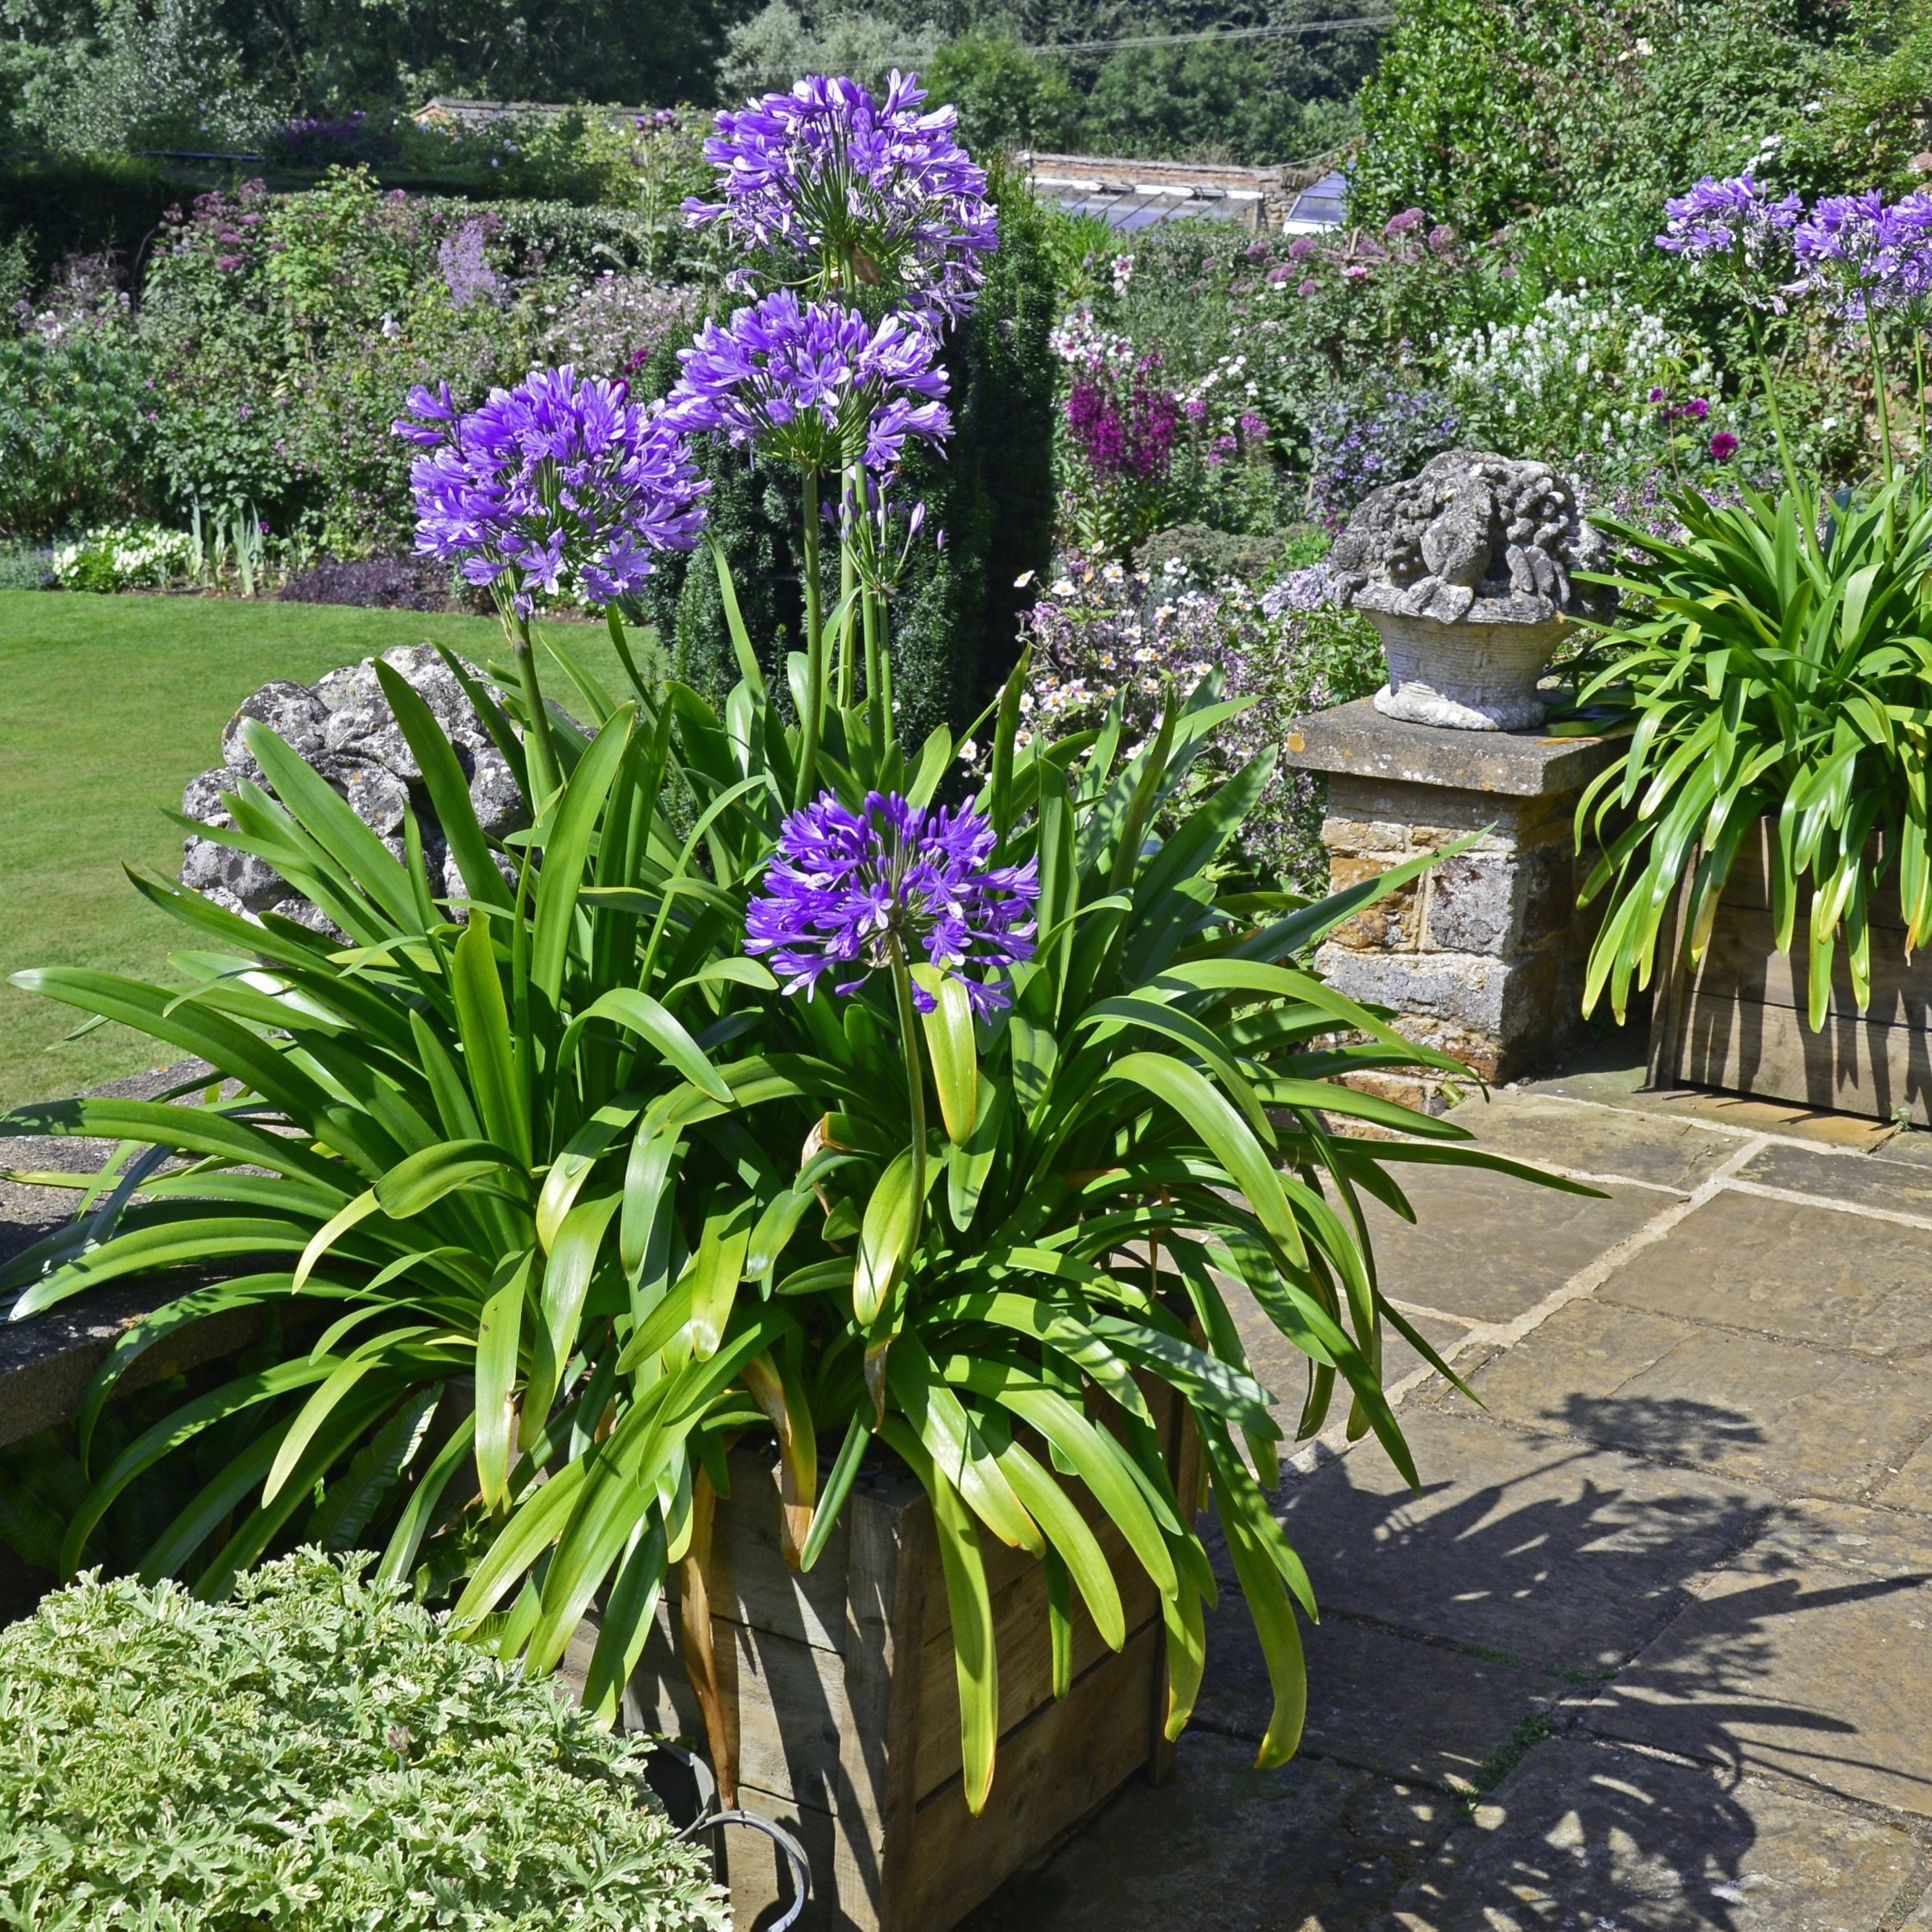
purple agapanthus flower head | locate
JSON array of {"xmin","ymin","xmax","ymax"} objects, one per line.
[
  {"xmin": 747, "ymin": 790, "xmax": 1038, "ymax": 1015},
  {"xmin": 394, "ymin": 365, "xmax": 708, "ymax": 614},
  {"xmin": 1792, "ymin": 190, "xmax": 1889, "ymax": 316},
  {"xmin": 659, "ymin": 287, "xmax": 951, "ymax": 473},
  {"xmin": 1863, "ymin": 190, "xmax": 1932, "ymax": 315},
  {"xmin": 1657, "ymin": 171, "xmax": 1802, "ymax": 266},
  {"xmin": 686, "ymin": 71, "xmax": 997, "ymax": 320}
]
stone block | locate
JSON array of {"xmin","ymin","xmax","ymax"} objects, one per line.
[
  {"xmin": 1355, "ymin": 1162, "xmax": 1672, "ymax": 1329},
  {"xmin": 1318, "ymin": 944, "xmax": 1571, "ymax": 1071},
  {"xmin": 1451, "ymin": 1298, "xmax": 1932, "ymax": 1502},
  {"xmin": 1599, "ymin": 1188, "xmax": 1932, "ymax": 1360},
  {"xmin": 1323, "ymin": 773, "xmax": 1570, "ymax": 851},
  {"xmin": 1327, "ymin": 854, "xmax": 1423, "ymax": 951},
  {"xmin": 1443, "ymin": 1088, "xmax": 1744, "ymax": 1192}
]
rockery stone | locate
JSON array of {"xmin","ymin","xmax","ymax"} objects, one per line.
[{"xmin": 179, "ymin": 644, "xmax": 527, "ymax": 924}]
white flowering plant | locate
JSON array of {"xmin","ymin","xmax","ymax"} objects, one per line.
[
  {"xmin": 1442, "ymin": 283, "xmax": 1740, "ymax": 482},
  {"xmin": 50, "ymin": 521, "xmax": 194, "ymax": 594},
  {"xmin": 1017, "ymin": 555, "xmax": 1384, "ymax": 890}
]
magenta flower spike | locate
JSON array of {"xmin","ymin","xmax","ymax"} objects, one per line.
[
  {"xmin": 684, "ymin": 71, "xmax": 998, "ymax": 319},
  {"xmin": 658, "ymin": 288, "xmax": 952, "ymax": 473},
  {"xmin": 746, "ymin": 791, "xmax": 1039, "ymax": 1016},
  {"xmin": 394, "ymin": 366, "xmax": 708, "ymax": 615}
]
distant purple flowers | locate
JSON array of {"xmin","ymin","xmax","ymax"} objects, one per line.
[
  {"xmin": 1065, "ymin": 358, "xmax": 1181, "ymax": 484},
  {"xmin": 438, "ymin": 219, "xmax": 499, "ymax": 312},
  {"xmin": 1307, "ymin": 383, "xmax": 1461, "ymax": 525},
  {"xmin": 659, "ymin": 288, "xmax": 951, "ymax": 473},
  {"xmin": 1655, "ymin": 171, "xmax": 1802, "ymax": 264},
  {"xmin": 747, "ymin": 791, "xmax": 1038, "ymax": 1014},
  {"xmin": 394, "ymin": 365, "xmax": 708, "ymax": 613},
  {"xmin": 687, "ymin": 71, "xmax": 997, "ymax": 320},
  {"xmin": 1709, "ymin": 431, "xmax": 1740, "ymax": 462}
]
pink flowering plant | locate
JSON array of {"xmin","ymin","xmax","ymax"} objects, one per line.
[{"xmin": 2, "ymin": 71, "xmax": 1580, "ymax": 1850}]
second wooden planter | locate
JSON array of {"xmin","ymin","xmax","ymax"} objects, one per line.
[
  {"xmin": 602, "ymin": 1387, "xmax": 1197, "ymax": 1932},
  {"xmin": 1649, "ymin": 820, "xmax": 1932, "ymax": 1125}
]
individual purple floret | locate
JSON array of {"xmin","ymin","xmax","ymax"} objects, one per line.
[
  {"xmin": 1656, "ymin": 171, "xmax": 1802, "ymax": 264},
  {"xmin": 746, "ymin": 790, "xmax": 1038, "ymax": 1015},
  {"xmin": 684, "ymin": 71, "xmax": 997, "ymax": 320},
  {"xmin": 394, "ymin": 365, "xmax": 708, "ymax": 613},
  {"xmin": 658, "ymin": 287, "xmax": 952, "ymax": 473}
]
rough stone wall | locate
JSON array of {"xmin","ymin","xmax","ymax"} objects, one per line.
[
  {"xmin": 1315, "ymin": 772, "xmax": 1598, "ymax": 1100},
  {"xmin": 180, "ymin": 644, "xmax": 526, "ymax": 928}
]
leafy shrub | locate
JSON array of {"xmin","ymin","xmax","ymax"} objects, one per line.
[
  {"xmin": 50, "ymin": 519, "xmax": 191, "ymax": 590},
  {"xmin": 719, "ymin": 2, "xmax": 939, "ymax": 100},
  {"xmin": 0, "ymin": 154, "xmax": 174, "ymax": 288},
  {"xmin": 539, "ymin": 275, "xmax": 702, "ymax": 379},
  {"xmin": 0, "ymin": 1551, "xmax": 728, "ymax": 1932},
  {"xmin": 0, "ymin": 328, "xmax": 155, "ymax": 538},
  {"xmin": 279, "ymin": 555, "xmax": 448, "ymax": 609},
  {"xmin": 1019, "ymin": 554, "xmax": 1385, "ymax": 888},
  {"xmin": 923, "ymin": 31, "xmax": 1082, "ymax": 155},
  {"xmin": 1138, "ymin": 522, "xmax": 1298, "ymax": 586},
  {"xmin": 1080, "ymin": 39, "xmax": 1356, "ymax": 167},
  {"xmin": 1443, "ymin": 282, "xmax": 1729, "ymax": 477}
]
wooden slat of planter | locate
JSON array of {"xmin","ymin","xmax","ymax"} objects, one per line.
[
  {"xmin": 1684, "ymin": 906, "xmax": 1930, "ymax": 1024},
  {"xmin": 1651, "ymin": 841, "xmax": 1932, "ymax": 1126},
  {"xmin": 1669, "ymin": 993, "xmax": 1932, "ymax": 1126},
  {"xmin": 896, "ymin": 1621, "xmax": 1166, "ymax": 1931}
]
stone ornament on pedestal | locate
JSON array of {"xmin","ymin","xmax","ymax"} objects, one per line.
[{"xmin": 1328, "ymin": 449, "xmax": 1612, "ymax": 732}]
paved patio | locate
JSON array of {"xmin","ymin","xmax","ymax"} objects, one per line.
[{"xmin": 964, "ymin": 1050, "xmax": 1932, "ymax": 1932}]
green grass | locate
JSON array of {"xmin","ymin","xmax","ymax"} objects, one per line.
[{"xmin": 0, "ymin": 591, "xmax": 647, "ymax": 1110}]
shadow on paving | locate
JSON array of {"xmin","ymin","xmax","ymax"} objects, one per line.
[{"xmin": 964, "ymin": 1393, "xmax": 1928, "ymax": 1929}]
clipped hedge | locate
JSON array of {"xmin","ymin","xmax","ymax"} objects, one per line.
[
  {"xmin": 0, "ymin": 1550, "xmax": 728, "ymax": 1932},
  {"xmin": 0, "ymin": 154, "xmax": 176, "ymax": 283}
]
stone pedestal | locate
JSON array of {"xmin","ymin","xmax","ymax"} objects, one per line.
[{"xmin": 1282, "ymin": 696, "xmax": 1620, "ymax": 1100}]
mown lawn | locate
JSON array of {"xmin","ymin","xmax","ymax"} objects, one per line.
[{"xmin": 0, "ymin": 591, "xmax": 642, "ymax": 1109}]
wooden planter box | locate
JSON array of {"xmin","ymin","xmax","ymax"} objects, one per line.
[
  {"xmin": 1649, "ymin": 820, "xmax": 1932, "ymax": 1125},
  {"xmin": 593, "ymin": 1387, "xmax": 1196, "ymax": 1932}
]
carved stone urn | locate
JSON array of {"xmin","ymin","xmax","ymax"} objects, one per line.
[{"xmin": 1328, "ymin": 450, "xmax": 1613, "ymax": 732}]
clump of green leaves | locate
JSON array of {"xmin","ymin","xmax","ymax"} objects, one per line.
[
  {"xmin": 1575, "ymin": 473, "xmax": 1932, "ymax": 1023},
  {"xmin": 0, "ymin": 1549, "xmax": 727, "ymax": 1932}
]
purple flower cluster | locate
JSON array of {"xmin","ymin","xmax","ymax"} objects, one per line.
[
  {"xmin": 1793, "ymin": 188, "xmax": 1932, "ymax": 319},
  {"xmin": 268, "ymin": 109, "xmax": 396, "ymax": 167},
  {"xmin": 685, "ymin": 71, "xmax": 997, "ymax": 319},
  {"xmin": 1064, "ymin": 357, "xmax": 1182, "ymax": 484},
  {"xmin": 660, "ymin": 288, "xmax": 950, "ymax": 473},
  {"xmin": 438, "ymin": 219, "xmax": 500, "ymax": 312},
  {"xmin": 394, "ymin": 365, "xmax": 709, "ymax": 613},
  {"xmin": 1307, "ymin": 384, "xmax": 1462, "ymax": 524},
  {"xmin": 1655, "ymin": 171, "xmax": 1802, "ymax": 263},
  {"xmin": 747, "ymin": 791, "xmax": 1038, "ymax": 1014}
]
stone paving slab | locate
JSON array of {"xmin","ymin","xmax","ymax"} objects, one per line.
[
  {"xmin": 1877, "ymin": 1439, "xmax": 1932, "ymax": 1516},
  {"xmin": 956, "ymin": 1730, "xmax": 1456, "ymax": 1932},
  {"xmin": 1199, "ymin": 1600, "xmax": 1556, "ymax": 1794},
  {"xmin": 1583, "ymin": 1501, "xmax": 1932, "ymax": 1819},
  {"xmin": 1441, "ymin": 1297, "xmax": 1932, "ymax": 1503},
  {"xmin": 1386, "ymin": 1736, "xmax": 1930, "ymax": 1931},
  {"xmin": 1354, "ymin": 1162, "xmax": 1672, "ymax": 1327},
  {"xmin": 1274, "ymin": 1406, "xmax": 1771, "ymax": 1675},
  {"xmin": 1598, "ymin": 1187, "xmax": 1932, "ymax": 1358},
  {"xmin": 1447, "ymin": 1087, "xmax": 1745, "ymax": 1191},
  {"xmin": 1738, "ymin": 1134, "xmax": 1932, "ymax": 1219}
]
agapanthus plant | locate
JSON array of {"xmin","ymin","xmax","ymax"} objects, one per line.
[
  {"xmin": 1656, "ymin": 170, "xmax": 1802, "ymax": 271},
  {"xmin": 394, "ymin": 365, "xmax": 708, "ymax": 799},
  {"xmin": 685, "ymin": 70, "xmax": 997, "ymax": 319}
]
